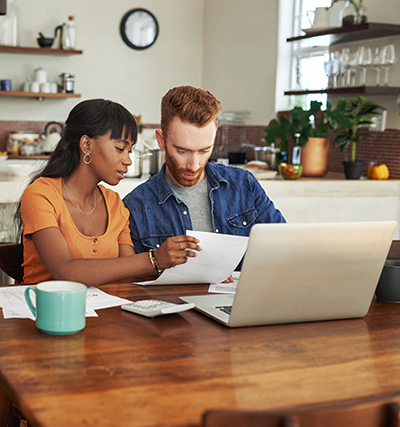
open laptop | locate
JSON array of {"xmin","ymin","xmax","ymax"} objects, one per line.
[{"xmin": 179, "ymin": 221, "xmax": 397, "ymax": 327}]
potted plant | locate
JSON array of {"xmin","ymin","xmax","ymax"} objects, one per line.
[
  {"xmin": 328, "ymin": 0, "xmax": 367, "ymax": 26},
  {"xmin": 331, "ymin": 95, "xmax": 382, "ymax": 179},
  {"xmin": 264, "ymin": 101, "xmax": 336, "ymax": 177}
]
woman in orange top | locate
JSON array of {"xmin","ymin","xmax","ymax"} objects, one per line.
[{"xmin": 16, "ymin": 99, "xmax": 201, "ymax": 285}]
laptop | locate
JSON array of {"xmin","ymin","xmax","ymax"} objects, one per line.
[{"xmin": 179, "ymin": 221, "xmax": 397, "ymax": 327}]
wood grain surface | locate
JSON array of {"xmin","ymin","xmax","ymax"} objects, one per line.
[{"xmin": 1, "ymin": 282, "xmax": 400, "ymax": 427}]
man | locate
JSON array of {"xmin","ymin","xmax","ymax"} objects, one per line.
[{"xmin": 123, "ymin": 85, "xmax": 285, "ymax": 255}]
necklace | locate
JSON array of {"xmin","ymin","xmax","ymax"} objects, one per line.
[{"xmin": 62, "ymin": 178, "xmax": 97, "ymax": 215}]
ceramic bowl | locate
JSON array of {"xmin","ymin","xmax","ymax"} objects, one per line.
[
  {"xmin": 278, "ymin": 163, "xmax": 303, "ymax": 180},
  {"xmin": 37, "ymin": 37, "xmax": 54, "ymax": 48},
  {"xmin": 8, "ymin": 164, "xmax": 36, "ymax": 177},
  {"xmin": 375, "ymin": 260, "xmax": 400, "ymax": 303}
]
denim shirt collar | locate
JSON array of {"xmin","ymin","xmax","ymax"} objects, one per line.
[{"xmin": 155, "ymin": 163, "xmax": 229, "ymax": 205}]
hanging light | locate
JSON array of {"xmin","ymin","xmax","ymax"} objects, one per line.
[{"xmin": 0, "ymin": 0, "xmax": 6, "ymax": 15}]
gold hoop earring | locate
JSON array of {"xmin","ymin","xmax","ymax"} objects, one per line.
[{"xmin": 83, "ymin": 153, "xmax": 92, "ymax": 165}]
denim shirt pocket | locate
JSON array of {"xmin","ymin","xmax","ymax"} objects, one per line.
[
  {"xmin": 227, "ymin": 208, "xmax": 258, "ymax": 229},
  {"xmin": 142, "ymin": 234, "xmax": 175, "ymax": 250}
]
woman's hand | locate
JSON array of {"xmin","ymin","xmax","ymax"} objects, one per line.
[{"xmin": 154, "ymin": 236, "xmax": 202, "ymax": 270}]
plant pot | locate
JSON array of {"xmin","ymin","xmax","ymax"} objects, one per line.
[
  {"xmin": 301, "ymin": 137, "xmax": 331, "ymax": 177},
  {"xmin": 343, "ymin": 161, "xmax": 363, "ymax": 180}
]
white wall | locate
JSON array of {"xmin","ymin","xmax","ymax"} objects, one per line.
[
  {"xmin": 202, "ymin": 0, "xmax": 279, "ymax": 125},
  {"xmin": 0, "ymin": 0, "xmax": 204, "ymax": 123},
  {"xmin": 1, "ymin": 0, "xmax": 400, "ymax": 128}
]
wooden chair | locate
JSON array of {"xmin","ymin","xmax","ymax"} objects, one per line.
[
  {"xmin": 202, "ymin": 398, "xmax": 400, "ymax": 427},
  {"xmin": 0, "ymin": 243, "xmax": 23, "ymax": 284},
  {"xmin": 0, "ymin": 244, "xmax": 26, "ymax": 425}
]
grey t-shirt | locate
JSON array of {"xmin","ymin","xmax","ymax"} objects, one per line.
[{"xmin": 168, "ymin": 178, "xmax": 213, "ymax": 232}]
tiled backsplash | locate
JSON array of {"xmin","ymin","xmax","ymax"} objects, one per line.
[{"xmin": 2, "ymin": 120, "xmax": 400, "ymax": 179}]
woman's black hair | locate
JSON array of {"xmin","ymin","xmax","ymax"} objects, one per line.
[{"xmin": 14, "ymin": 98, "xmax": 138, "ymax": 240}]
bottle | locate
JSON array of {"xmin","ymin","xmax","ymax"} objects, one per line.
[
  {"xmin": 291, "ymin": 133, "xmax": 302, "ymax": 164},
  {"xmin": 65, "ymin": 15, "xmax": 76, "ymax": 49},
  {"xmin": 0, "ymin": 0, "xmax": 18, "ymax": 46}
]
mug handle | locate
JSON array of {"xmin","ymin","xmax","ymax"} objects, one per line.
[
  {"xmin": 24, "ymin": 286, "xmax": 37, "ymax": 317},
  {"xmin": 306, "ymin": 10, "xmax": 315, "ymax": 27}
]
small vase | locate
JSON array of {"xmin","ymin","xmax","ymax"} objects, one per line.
[
  {"xmin": 301, "ymin": 137, "xmax": 331, "ymax": 177},
  {"xmin": 343, "ymin": 161, "xmax": 364, "ymax": 179},
  {"xmin": 340, "ymin": 1, "xmax": 367, "ymax": 27}
]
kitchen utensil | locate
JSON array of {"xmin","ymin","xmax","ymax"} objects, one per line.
[
  {"xmin": 126, "ymin": 150, "xmax": 144, "ymax": 178},
  {"xmin": 42, "ymin": 122, "xmax": 64, "ymax": 154},
  {"xmin": 7, "ymin": 131, "xmax": 41, "ymax": 156},
  {"xmin": 148, "ymin": 148, "xmax": 165, "ymax": 175},
  {"xmin": 242, "ymin": 143, "xmax": 281, "ymax": 170},
  {"xmin": 59, "ymin": 73, "xmax": 75, "ymax": 93},
  {"xmin": 37, "ymin": 32, "xmax": 54, "ymax": 48},
  {"xmin": 32, "ymin": 67, "xmax": 47, "ymax": 84},
  {"xmin": 54, "ymin": 23, "xmax": 67, "ymax": 49}
]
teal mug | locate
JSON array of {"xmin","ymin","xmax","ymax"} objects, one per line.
[{"xmin": 25, "ymin": 281, "xmax": 87, "ymax": 335}]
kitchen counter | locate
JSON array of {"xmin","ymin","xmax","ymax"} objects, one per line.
[{"xmin": 1, "ymin": 166, "xmax": 399, "ymax": 238}]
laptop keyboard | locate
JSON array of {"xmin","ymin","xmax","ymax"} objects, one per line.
[{"xmin": 216, "ymin": 305, "xmax": 232, "ymax": 315}]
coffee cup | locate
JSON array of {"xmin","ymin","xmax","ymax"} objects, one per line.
[
  {"xmin": 40, "ymin": 82, "xmax": 51, "ymax": 93},
  {"xmin": 25, "ymin": 280, "xmax": 87, "ymax": 335},
  {"xmin": 30, "ymin": 81, "xmax": 40, "ymax": 93}
]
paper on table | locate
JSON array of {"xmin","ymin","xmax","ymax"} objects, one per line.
[
  {"xmin": 0, "ymin": 285, "xmax": 131, "ymax": 320},
  {"xmin": 208, "ymin": 271, "xmax": 240, "ymax": 294},
  {"xmin": 135, "ymin": 230, "xmax": 248, "ymax": 286}
]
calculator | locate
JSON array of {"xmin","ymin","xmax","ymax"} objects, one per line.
[{"xmin": 121, "ymin": 299, "xmax": 195, "ymax": 318}]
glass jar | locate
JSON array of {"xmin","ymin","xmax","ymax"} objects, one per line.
[
  {"xmin": 0, "ymin": 0, "xmax": 19, "ymax": 46},
  {"xmin": 340, "ymin": 0, "xmax": 367, "ymax": 27}
]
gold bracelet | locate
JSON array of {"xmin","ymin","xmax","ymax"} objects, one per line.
[{"xmin": 149, "ymin": 249, "xmax": 162, "ymax": 276}]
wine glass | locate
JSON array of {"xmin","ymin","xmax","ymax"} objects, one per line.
[
  {"xmin": 330, "ymin": 51, "xmax": 341, "ymax": 89},
  {"xmin": 340, "ymin": 48, "xmax": 350, "ymax": 87},
  {"xmin": 373, "ymin": 46, "xmax": 385, "ymax": 86},
  {"xmin": 323, "ymin": 53, "xmax": 332, "ymax": 88},
  {"xmin": 382, "ymin": 44, "xmax": 396, "ymax": 86},
  {"xmin": 357, "ymin": 46, "xmax": 372, "ymax": 86}
]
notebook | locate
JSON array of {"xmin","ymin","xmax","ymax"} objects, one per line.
[{"xmin": 179, "ymin": 221, "xmax": 397, "ymax": 328}]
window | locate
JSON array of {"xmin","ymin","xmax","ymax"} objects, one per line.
[{"xmin": 288, "ymin": 0, "xmax": 331, "ymax": 108}]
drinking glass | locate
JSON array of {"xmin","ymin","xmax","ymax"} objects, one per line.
[
  {"xmin": 382, "ymin": 44, "xmax": 396, "ymax": 86},
  {"xmin": 373, "ymin": 46, "xmax": 385, "ymax": 86},
  {"xmin": 323, "ymin": 53, "xmax": 332, "ymax": 88},
  {"xmin": 330, "ymin": 52, "xmax": 341, "ymax": 89},
  {"xmin": 357, "ymin": 46, "xmax": 372, "ymax": 86}
]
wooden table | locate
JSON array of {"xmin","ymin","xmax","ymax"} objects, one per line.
[{"xmin": 2, "ymin": 282, "xmax": 400, "ymax": 427}]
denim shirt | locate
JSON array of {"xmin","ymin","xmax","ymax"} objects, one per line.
[{"xmin": 123, "ymin": 162, "xmax": 286, "ymax": 254}]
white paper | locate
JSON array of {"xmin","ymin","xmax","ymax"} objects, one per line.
[
  {"xmin": 0, "ymin": 285, "xmax": 131, "ymax": 320},
  {"xmin": 208, "ymin": 271, "xmax": 240, "ymax": 294},
  {"xmin": 136, "ymin": 230, "xmax": 248, "ymax": 286}
]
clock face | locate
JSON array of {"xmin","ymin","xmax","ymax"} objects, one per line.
[{"xmin": 120, "ymin": 9, "xmax": 159, "ymax": 50}]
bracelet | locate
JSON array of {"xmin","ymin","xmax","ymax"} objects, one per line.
[{"xmin": 149, "ymin": 249, "xmax": 162, "ymax": 276}]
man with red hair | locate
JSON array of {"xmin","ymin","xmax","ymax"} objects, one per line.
[{"xmin": 123, "ymin": 85, "xmax": 285, "ymax": 254}]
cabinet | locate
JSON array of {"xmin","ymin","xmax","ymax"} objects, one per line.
[
  {"xmin": 0, "ymin": 45, "xmax": 82, "ymax": 100},
  {"xmin": 285, "ymin": 23, "xmax": 400, "ymax": 96}
]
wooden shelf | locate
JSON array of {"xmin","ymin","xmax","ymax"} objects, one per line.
[
  {"xmin": 287, "ymin": 23, "xmax": 400, "ymax": 45},
  {"xmin": 285, "ymin": 86, "xmax": 400, "ymax": 96},
  {"xmin": 7, "ymin": 155, "xmax": 50, "ymax": 160},
  {"xmin": 0, "ymin": 91, "xmax": 81, "ymax": 100},
  {"xmin": 0, "ymin": 45, "xmax": 82, "ymax": 55}
]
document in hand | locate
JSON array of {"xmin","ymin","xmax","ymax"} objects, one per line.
[{"xmin": 135, "ymin": 230, "xmax": 249, "ymax": 286}]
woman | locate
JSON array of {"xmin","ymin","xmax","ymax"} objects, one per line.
[{"xmin": 16, "ymin": 99, "xmax": 201, "ymax": 285}]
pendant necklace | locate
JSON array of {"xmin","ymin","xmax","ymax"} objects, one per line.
[{"xmin": 62, "ymin": 178, "xmax": 97, "ymax": 215}]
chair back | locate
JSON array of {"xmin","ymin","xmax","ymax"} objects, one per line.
[
  {"xmin": 0, "ymin": 243, "xmax": 23, "ymax": 284},
  {"xmin": 202, "ymin": 399, "xmax": 400, "ymax": 427}
]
